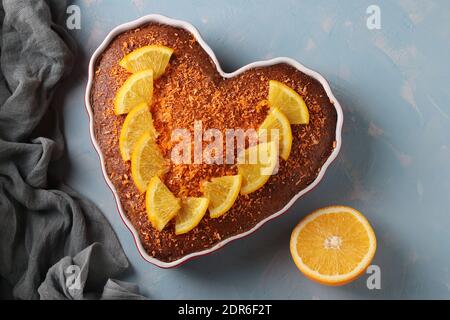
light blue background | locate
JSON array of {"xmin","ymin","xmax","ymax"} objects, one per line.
[{"xmin": 60, "ymin": 0, "xmax": 450, "ymax": 299}]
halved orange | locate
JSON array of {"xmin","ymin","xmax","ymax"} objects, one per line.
[{"xmin": 290, "ymin": 206, "xmax": 377, "ymax": 286}]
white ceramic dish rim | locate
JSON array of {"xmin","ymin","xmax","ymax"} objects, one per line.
[{"xmin": 84, "ymin": 14, "xmax": 344, "ymax": 268}]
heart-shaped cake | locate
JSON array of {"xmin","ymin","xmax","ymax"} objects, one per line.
[{"xmin": 86, "ymin": 15, "xmax": 342, "ymax": 267}]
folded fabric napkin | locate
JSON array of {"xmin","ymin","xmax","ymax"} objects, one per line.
[{"xmin": 0, "ymin": 0, "xmax": 145, "ymax": 300}]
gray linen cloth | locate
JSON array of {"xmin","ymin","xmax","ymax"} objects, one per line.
[{"xmin": 0, "ymin": 0, "xmax": 145, "ymax": 300}]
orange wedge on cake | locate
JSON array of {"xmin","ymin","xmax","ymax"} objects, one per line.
[
  {"xmin": 119, "ymin": 45, "xmax": 174, "ymax": 78},
  {"xmin": 114, "ymin": 69, "xmax": 154, "ymax": 115},
  {"xmin": 268, "ymin": 80, "xmax": 309, "ymax": 124},
  {"xmin": 202, "ymin": 175, "xmax": 242, "ymax": 218}
]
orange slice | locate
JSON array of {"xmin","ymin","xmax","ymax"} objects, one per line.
[
  {"xmin": 175, "ymin": 197, "xmax": 209, "ymax": 235},
  {"xmin": 119, "ymin": 103, "xmax": 157, "ymax": 161},
  {"xmin": 114, "ymin": 69, "xmax": 153, "ymax": 115},
  {"xmin": 131, "ymin": 132, "xmax": 168, "ymax": 193},
  {"xmin": 268, "ymin": 80, "xmax": 309, "ymax": 124},
  {"xmin": 146, "ymin": 176, "xmax": 180, "ymax": 231},
  {"xmin": 258, "ymin": 107, "xmax": 292, "ymax": 160},
  {"xmin": 237, "ymin": 141, "xmax": 279, "ymax": 195},
  {"xmin": 202, "ymin": 175, "xmax": 242, "ymax": 218},
  {"xmin": 119, "ymin": 45, "xmax": 173, "ymax": 78}
]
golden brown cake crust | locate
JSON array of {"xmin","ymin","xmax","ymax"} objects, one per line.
[{"xmin": 90, "ymin": 23, "xmax": 337, "ymax": 262}]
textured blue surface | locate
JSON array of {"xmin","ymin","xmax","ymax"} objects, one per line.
[{"xmin": 62, "ymin": 0, "xmax": 450, "ymax": 299}]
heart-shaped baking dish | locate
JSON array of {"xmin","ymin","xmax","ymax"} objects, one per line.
[{"xmin": 85, "ymin": 14, "xmax": 343, "ymax": 268}]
